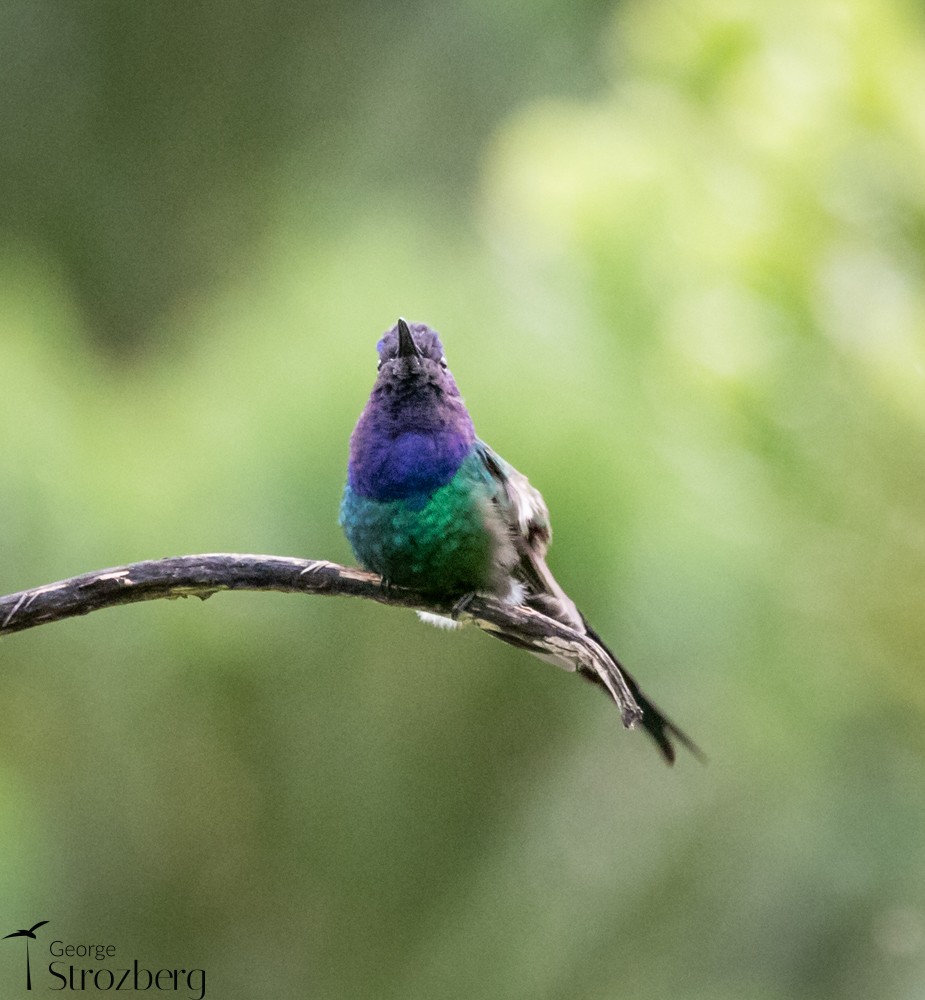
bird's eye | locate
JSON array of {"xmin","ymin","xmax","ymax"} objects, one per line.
[
  {"xmin": 439, "ymin": 356, "xmax": 448, "ymax": 369},
  {"xmin": 377, "ymin": 359, "xmax": 383, "ymax": 370}
]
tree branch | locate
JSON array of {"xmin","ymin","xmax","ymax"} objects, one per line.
[{"xmin": 0, "ymin": 553, "xmax": 643, "ymax": 728}]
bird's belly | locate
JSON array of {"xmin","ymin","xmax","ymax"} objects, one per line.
[{"xmin": 341, "ymin": 471, "xmax": 509, "ymax": 595}]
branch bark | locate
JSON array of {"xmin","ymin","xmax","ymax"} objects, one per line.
[{"xmin": 0, "ymin": 553, "xmax": 643, "ymax": 728}]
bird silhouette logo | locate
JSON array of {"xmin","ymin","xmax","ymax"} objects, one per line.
[{"xmin": 4, "ymin": 921, "xmax": 48, "ymax": 990}]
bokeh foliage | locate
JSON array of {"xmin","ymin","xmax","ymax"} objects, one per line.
[{"xmin": 1, "ymin": 1, "xmax": 924, "ymax": 998}]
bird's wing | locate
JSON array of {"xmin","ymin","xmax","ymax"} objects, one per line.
[
  {"xmin": 475, "ymin": 440, "xmax": 582, "ymax": 626},
  {"xmin": 475, "ymin": 441, "xmax": 551, "ymax": 555},
  {"xmin": 28, "ymin": 921, "xmax": 48, "ymax": 934},
  {"xmin": 475, "ymin": 439, "xmax": 704, "ymax": 764},
  {"xmin": 2, "ymin": 932, "xmax": 22, "ymax": 939}
]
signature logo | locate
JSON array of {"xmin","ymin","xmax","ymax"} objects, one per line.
[
  {"xmin": 3, "ymin": 920, "xmax": 206, "ymax": 998},
  {"xmin": 3, "ymin": 920, "xmax": 49, "ymax": 991}
]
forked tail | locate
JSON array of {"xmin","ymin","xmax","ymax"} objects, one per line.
[{"xmin": 582, "ymin": 624, "xmax": 705, "ymax": 765}]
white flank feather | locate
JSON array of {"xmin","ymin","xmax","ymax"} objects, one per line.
[{"xmin": 416, "ymin": 611, "xmax": 462, "ymax": 630}]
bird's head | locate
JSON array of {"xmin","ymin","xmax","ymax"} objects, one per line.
[{"xmin": 372, "ymin": 319, "xmax": 462, "ymax": 401}]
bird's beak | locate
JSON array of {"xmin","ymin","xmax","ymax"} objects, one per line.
[{"xmin": 397, "ymin": 318, "xmax": 423, "ymax": 359}]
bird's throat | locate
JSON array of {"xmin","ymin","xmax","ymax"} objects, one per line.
[{"xmin": 348, "ymin": 414, "xmax": 475, "ymax": 502}]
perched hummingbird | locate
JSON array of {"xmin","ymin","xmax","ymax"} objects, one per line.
[{"xmin": 340, "ymin": 319, "xmax": 701, "ymax": 763}]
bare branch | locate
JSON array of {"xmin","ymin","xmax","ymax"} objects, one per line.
[{"xmin": 0, "ymin": 553, "xmax": 642, "ymax": 728}]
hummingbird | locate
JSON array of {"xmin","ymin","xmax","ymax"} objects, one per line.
[{"xmin": 340, "ymin": 319, "xmax": 701, "ymax": 763}]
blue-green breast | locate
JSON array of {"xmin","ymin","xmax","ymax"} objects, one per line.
[{"xmin": 341, "ymin": 450, "xmax": 512, "ymax": 595}]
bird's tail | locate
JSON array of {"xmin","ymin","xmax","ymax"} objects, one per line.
[
  {"xmin": 489, "ymin": 587, "xmax": 704, "ymax": 764},
  {"xmin": 581, "ymin": 623, "xmax": 705, "ymax": 765}
]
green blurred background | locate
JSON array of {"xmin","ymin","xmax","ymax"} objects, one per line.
[{"xmin": 2, "ymin": 0, "xmax": 924, "ymax": 996}]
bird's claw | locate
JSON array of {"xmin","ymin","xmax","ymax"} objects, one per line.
[{"xmin": 450, "ymin": 592, "xmax": 476, "ymax": 619}]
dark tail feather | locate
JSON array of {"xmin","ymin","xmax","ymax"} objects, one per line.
[
  {"xmin": 481, "ymin": 601, "xmax": 704, "ymax": 764},
  {"xmin": 582, "ymin": 625, "xmax": 706, "ymax": 765}
]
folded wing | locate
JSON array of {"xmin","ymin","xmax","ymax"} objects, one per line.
[{"xmin": 475, "ymin": 440, "xmax": 703, "ymax": 764}]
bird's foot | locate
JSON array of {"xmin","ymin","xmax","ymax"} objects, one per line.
[{"xmin": 450, "ymin": 592, "xmax": 477, "ymax": 620}]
